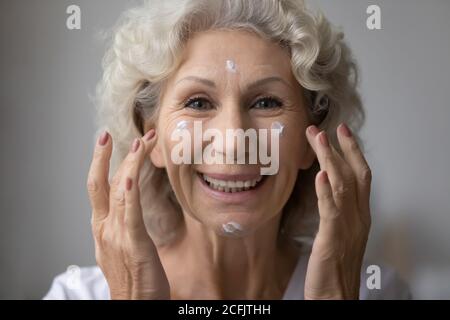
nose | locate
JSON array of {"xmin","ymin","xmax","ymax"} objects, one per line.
[{"xmin": 207, "ymin": 99, "xmax": 252, "ymax": 163}]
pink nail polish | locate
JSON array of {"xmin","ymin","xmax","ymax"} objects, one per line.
[
  {"xmin": 308, "ymin": 125, "xmax": 319, "ymax": 136},
  {"xmin": 319, "ymin": 131, "xmax": 329, "ymax": 147},
  {"xmin": 131, "ymin": 138, "xmax": 140, "ymax": 153},
  {"xmin": 126, "ymin": 177, "xmax": 133, "ymax": 191},
  {"xmin": 143, "ymin": 129, "xmax": 156, "ymax": 141},
  {"xmin": 341, "ymin": 123, "xmax": 352, "ymax": 137},
  {"xmin": 98, "ymin": 131, "xmax": 109, "ymax": 146},
  {"xmin": 322, "ymin": 171, "xmax": 329, "ymax": 183}
]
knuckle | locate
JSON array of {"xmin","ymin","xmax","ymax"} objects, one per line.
[
  {"xmin": 91, "ymin": 222, "xmax": 105, "ymax": 244},
  {"xmin": 333, "ymin": 183, "xmax": 350, "ymax": 198},
  {"xmin": 359, "ymin": 166, "xmax": 372, "ymax": 183},
  {"xmin": 114, "ymin": 189, "xmax": 126, "ymax": 207},
  {"xmin": 86, "ymin": 177, "xmax": 98, "ymax": 193},
  {"xmin": 349, "ymin": 139, "xmax": 360, "ymax": 152},
  {"xmin": 110, "ymin": 175, "xmax": 121, "ymax": 188},
  {"xmin": 98, "ymin": 229, "xmax": 115, "ymax": 248},
  {"xmin": 322, "ymin": 210, "xmax": 341, "ymax": 222},
  {"xmin": 324, "ymin": 153, "xmax": 334, "ymax": 166}
]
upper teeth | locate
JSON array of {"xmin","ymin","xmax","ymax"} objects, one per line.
[{"xmin": 202, "ymin": 174, "xmax": 263, "ymax": 192}]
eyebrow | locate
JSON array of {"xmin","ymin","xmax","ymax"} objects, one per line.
[{"xmin": 174, "ymin": 75, "xmax": 292, "ymax": 90}]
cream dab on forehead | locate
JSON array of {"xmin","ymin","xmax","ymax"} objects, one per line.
[{"xmin": 225, "ymin": 59, "xmax": 237, "ymax": 73}]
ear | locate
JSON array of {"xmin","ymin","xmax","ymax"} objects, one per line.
[
  {"xmin": 298, "ymin": 142, "xmax": 316, "ymax": 170},
  {"xmin": 150, "ymin": 135, "xmax": 166, "ymax": 168}
]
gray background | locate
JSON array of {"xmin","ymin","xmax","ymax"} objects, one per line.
[{"xmin": 1, "ymin": 0, "xmax": 449, "ymax": 299}]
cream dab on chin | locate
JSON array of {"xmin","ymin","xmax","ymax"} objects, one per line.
[{"xmin": 222, "ymin": 221, "xmax": 243, "ymax": 235}]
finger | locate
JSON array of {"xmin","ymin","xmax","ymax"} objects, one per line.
[
  {"xmin": 109, "ymin": 128, "xmax": 157, "ymax": 191},
  {"xmin": 110, "ymin": 138, "xmax": 143, "ymax": 221},
  {"xmin": 124, "ymin": 176, "xmax": 149, "ymax": 240},
  {"xmin": 336, "ymin": 123, "xmax": 372, "ymax": 213},
  {"xmin": 315, "ymin": 170, "xmax": 338, "ymax": 218},
  {"xmin": 109, "ymin": 129, "xmax": 157, "ymax": 219},
  {"xmin": 119, "ymin": 129, "xmax": 157, "ymax": 187},
  {"xmin": 87, "ymin": 131, "xmax": 112, "ymax": 221},
  {"xmin": 142, "ymin": 128, "xmax": 158, "ymax": 154},
  {"xmin": 314, "ymin": 170, "xmax": 342, "ymax": 245},
  {"xmin": 118, "ymin": 130, "xmax": 157, "ymax": 224},
  {"xmin": 306, "ymin": 126, "xmax": 355, "ymax": 208}
]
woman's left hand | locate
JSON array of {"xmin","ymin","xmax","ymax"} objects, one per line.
[{"xmin": 304, "ymin": 123, "xmax": 372, "ymax": 300}]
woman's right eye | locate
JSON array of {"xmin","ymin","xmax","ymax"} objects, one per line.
[{"xmin": 183, "ymin": 97, "xmax": 213, "ymax": 111}]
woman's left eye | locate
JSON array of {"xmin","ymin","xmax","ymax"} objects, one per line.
[{"xmin": 252, "ymin": 96, "xmax": 283, "ymax": 109}]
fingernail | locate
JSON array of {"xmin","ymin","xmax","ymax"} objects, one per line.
[
  {"xmin": 341, "ymin": 123, "xmax": 352, "ymax": 137},
  {"xmin": 322, "ymin": 170, "xmax": 329, "ymax": 183},
  {"xmin": 143, "ymin": 129, "xmax": 156, "ymax": 141},
  {"xmin": 131, "ymin": 138, "xmax": 140, "ymax": 153},
  {"xmin": 98, "ymin": 131, "xmax": 109, "ymax": 146},
  {"xmin": 126, "ymin": 177, "xmax": 133, "ymax": 191},
  {"xmin": 319, "ymin": 131, "xmax": 329, "ymax": 147},
  {"xmin": 307, "ymin": 125, "xmax": 320, "ymax": 136}
]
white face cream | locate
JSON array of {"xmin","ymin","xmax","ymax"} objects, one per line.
[
  {"xmin": 271, "ymin": 121, "xmax": 285, "ymax": 136},
  {"xmin": 222, "ymin": 221, "xmax": 243, "ymax": 235},
  {"xmin": 175, "ymin": 120, "xmax": 189, "ymax": 132},
  {"xmin": 225, "ymin": 59, "xmax": 237, "ymax": 73}
]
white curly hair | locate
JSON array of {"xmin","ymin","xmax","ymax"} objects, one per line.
[{"xmin": 94, "ymin": 0, "xmax": 365, "ymax": 245}]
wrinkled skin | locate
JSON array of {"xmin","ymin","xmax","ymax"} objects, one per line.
[{"xmin": 86, "ymin": 30, "xmax": 371, "ymax": 300}]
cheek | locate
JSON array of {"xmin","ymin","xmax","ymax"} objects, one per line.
[
  {"xmin": 277, "ymin": 124, "xmax": 308, "ymax": 169},
  {"xmin": 289, "ymin": 136, "xmax": 308, "ymax": 167},
  {"xmin": 157, "ymin": 114, "xmax": 193, "ymax": 163},
  {"xmin": 158, "ymin": 117, "xmax": 196, "ymax": 190}
]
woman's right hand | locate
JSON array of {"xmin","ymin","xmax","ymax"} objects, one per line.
[{"xmin": 86, "ymin": 129, "xmax": 170, "ymax": 300}]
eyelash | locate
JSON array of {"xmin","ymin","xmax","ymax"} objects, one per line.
[
  {"xmin": 183, "ymin": 96, "xmax": 211, "ymax": 110},
  {"xmin": 183, "ymin": 95, "xmax": 283, "ymax": 110},
  {"xmin": 253, "ymin": 96, "xmax": 283, "ymax": 109}
]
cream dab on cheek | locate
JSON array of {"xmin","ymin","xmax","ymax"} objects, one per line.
[
  {"xmin": 175, "ymin": 120, "xmax": 189, "ymax": 132},
  {"xmin": 271, "ymin": 121, "xmax": 285, "ymax": 136},
  {"xmin": 222, "ymin": 221, "xmax": 244, "ymax": 235}
]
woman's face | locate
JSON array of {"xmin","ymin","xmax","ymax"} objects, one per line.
[{"xmin": 148, "ymin": 29, "xmax": 315, "ymax": 237}]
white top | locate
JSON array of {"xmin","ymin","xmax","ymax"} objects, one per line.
[{"xmin": 43, "ymin": 248, "xmax": 412, "ymax": 300}]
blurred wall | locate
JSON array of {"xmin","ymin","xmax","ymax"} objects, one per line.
[{"xmin": 1, "ymin": 0, "xmax": 449, "ymax": 299}]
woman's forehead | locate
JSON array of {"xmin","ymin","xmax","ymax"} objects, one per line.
[
  {"xmin": 176, "ymin": 29, "xmax": 293, "ymax": 76},
  {"xmin": 174, "ymin": 63, "xmax": 288, "ymax": 81},
  {"xmin": 169, "ymin": 63, "xmax": 296, "ymax": 96}
]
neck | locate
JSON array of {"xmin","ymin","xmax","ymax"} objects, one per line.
[{"xmin": 163, "ymin": 213, "xmax": 300, "ymax": 299}]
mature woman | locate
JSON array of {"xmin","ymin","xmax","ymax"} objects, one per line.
[{"xmin": 44, "ymin": 0, "xmax": 410, "ymax": 299}]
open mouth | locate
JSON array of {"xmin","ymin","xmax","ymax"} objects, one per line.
[{"xmin": 197, "ymin": 172, "xmax": 266, "ymax": 193}]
